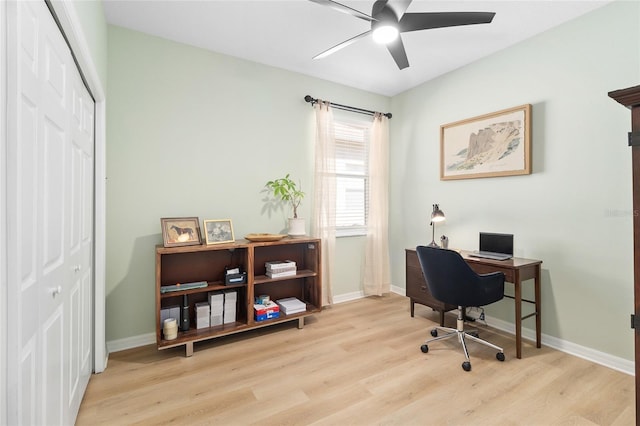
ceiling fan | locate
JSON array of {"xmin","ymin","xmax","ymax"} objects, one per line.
[{"xmin": 309, "ymin": 0, "xmax": 496, "ymax": 70}]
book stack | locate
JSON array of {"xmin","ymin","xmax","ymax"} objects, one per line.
[
  {"xmin": 265, "ymin": 260, "xmax": 296, "ymax": 278},
  {"xmin": 195, "ymin": 302, "xmax": 210, "ymax": 329},
  {"xmin": 276, "ymin": 297, "xmax": 307, "ymax": 315}
]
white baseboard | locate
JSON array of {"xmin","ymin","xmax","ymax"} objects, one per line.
[
  {"xmin": 106, "ymin": 332, "xmax": 155, "ymax": 354},
  {"xmin": 485, "ymin": 315, "xmax": 634, "ymax": 376},
  {"xmin": 105, "ymin": 289, "xmax": 635, "ymax": 376},
  {"xmin": 332, "ymin": 290, "xmax": 365, "ymax": 304},
  {"xmin": 393, "ymin": 288, "xmax": 634, "ymax": 376},
  {"xmin": 331, "ymin": 285, "xmax": 405, "ymax": 305},
  {"xmin": 390, "ymin": 284, "xmax": 405, "ymax": 296}
]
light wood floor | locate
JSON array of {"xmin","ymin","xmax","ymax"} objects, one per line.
[{"xmin": 77, "ymin": 293, "xmax": 635, "ymax": 425}]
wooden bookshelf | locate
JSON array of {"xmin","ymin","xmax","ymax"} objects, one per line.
[{"xmin": 155, "ymin": 237, "xmax": 322, "ymax": 356}]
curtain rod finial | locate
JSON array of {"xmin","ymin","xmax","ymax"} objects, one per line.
[{"xmin": 304, "ymin": 95, "xmax": 315, "ymax": 104}]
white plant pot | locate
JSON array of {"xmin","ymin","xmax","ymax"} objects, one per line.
[{"xmin": 288, "ymin": 218, "xmax": 306, "ymax": 237}]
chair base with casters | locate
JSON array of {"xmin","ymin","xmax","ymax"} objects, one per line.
[{"xmin": 420, "ymin": 306, "xmax": 505, "ymax": 372}]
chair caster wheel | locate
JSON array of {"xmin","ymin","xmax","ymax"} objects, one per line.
[
  {"xmin": 420, "ymin": 344, "xmax": 429, "ymax": 353},
  {"xmin": 430, "ymin": 329, "xmax": 438, "ymax": 337},
  {"xmin": 496, "ymin": 352, "xmax": 505, "ymax": 362},
  {"xmin": 462, "ymin": 361, "xmax": 471, "ymax": 372}
]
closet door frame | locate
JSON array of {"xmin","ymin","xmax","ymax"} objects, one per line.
[
  {"xmin": 0, "ymin": 3, "xmax": 106, "ymax": 422},
  {"xmin": 1, "ymin": 0, "xmax": 8, "ymax": 422},
  {"xmin": 46, "ymin": 0, "xmax": 108, "ymax": 375}
]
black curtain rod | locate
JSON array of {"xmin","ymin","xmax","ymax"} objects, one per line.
[{"xmin": 304, "ymin": 95, "xmax": 392, "ymax": 119}]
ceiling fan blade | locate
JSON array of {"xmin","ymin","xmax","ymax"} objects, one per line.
[
  {"xmin": 308, "ymin": 0, "xmax": 376, "ymax": 22},
  {"xmin": 386, "ymin": 36, "xmax": 409, "ymax": 70},
  {"xmin": 313, "ymin": 30, "xmax": 372, "ymax": 60},
  {"xmin": 371, "ymin": 0, "xmax": 389, "ymax": 17},
  {"xmin": 386, "ymin": 0, "xmax": 413, "ymax": 19},
  {"xmin": 399, "ymin": 12, "xmax": 495, "ymax": 33}
]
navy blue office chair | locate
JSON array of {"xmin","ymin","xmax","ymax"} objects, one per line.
[{"xmin": 416, "ymin": 245, "xmax": 506, "ymax": 371}]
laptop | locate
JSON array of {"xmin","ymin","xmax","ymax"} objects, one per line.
[{"xmin": 469, "ymin": 232, "xmax": 513, "ymax": 261}]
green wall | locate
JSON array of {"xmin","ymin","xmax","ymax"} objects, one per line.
[
  {"xmin": 106, "ymin": 0, "xmax": 640, "ymax": 363},
  {"xmin": 390, "ymin": 0, "xmax": 640, "ymax": 361},
  {"xmin": 71, "ymin": 0, "xmax": 108, "ymax": 89},
  {"xmin": 106, "ymin": 26, "xmax": 388, "ymax": 343}
]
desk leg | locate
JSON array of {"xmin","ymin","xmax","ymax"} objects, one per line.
[
  {"xmin": 515, "ymin": 275, "xmax": 523, "ymax": 359},
  {"xmin": 535, "ymin": 265, "xmax": 542, "ymax": 349}
]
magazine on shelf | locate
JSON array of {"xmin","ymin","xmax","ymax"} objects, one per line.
[
  {"xmin": 160, "ymin": 281, "xmax": 207, "ymax": 293},
  {"xmin": 266, "ymin": 269, "xmax": 297, "ymax": 279},
  {"xmin": 265, "ymin": 260, "xmax": 297, "ymax": 271}
]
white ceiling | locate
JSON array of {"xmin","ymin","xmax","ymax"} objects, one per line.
[{"xmin": 102, "ymin": 0, "xmax": 613, "ymax": 97}]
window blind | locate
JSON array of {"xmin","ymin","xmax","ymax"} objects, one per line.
[{"xmin": 334, "ymin": 120, "xmax": 370, "ymax": 236}]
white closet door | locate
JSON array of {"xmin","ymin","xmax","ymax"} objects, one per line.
[
  {"xmin": 6, "ymin": 1, "xmax": 94, "ymax": 424},
  {"xmin": 67, "ymin": 43, "xmax": 94, "ymax": 421}
]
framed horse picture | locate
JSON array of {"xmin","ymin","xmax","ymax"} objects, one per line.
[{"xmin": 160, "ymin": 217, "xmax": 202, "ymax": 247}]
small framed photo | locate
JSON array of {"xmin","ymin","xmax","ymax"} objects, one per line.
[
  {"xmin": 160, "ymin": 217, "xmax": 202, "ymax": 247},
  {"xmin": 204, "ymin": 219, "xmax": 235, "ymax": 245}
]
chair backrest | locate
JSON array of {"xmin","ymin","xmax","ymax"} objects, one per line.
[{"xmin": 415, "ymin": 245, "xmax": 505, "ymax": 307}]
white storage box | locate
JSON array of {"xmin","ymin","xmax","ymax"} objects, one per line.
[{"xmin": 160, "ymin": 305, "xmax": 180, "ymax": 328}]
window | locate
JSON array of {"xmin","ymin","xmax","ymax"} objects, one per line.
[{"xmin": 334, "ymin": 119, "xmax": 370, "ymax": 237}]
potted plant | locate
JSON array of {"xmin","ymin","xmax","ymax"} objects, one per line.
[{"xmin": 265, "ymin": 174, "xmax": 306, "ymax": 236}]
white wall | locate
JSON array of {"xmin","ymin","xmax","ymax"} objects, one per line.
[{"xmin": 390, "ymin": 0, "xmax": 640, "ymax": 361}]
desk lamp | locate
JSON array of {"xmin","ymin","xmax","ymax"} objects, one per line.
[{"xmin": 428, "ymin": 204, "xmax": 445, "ymax": 247}]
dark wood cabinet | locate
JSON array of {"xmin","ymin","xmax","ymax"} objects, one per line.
[
  {"xmin": 405, "ymin": 249, "xmax": 456, "ymax": 326},
  {"xmin": 609, "ymin": 84, "xmax": 640, "ymax": 419}
]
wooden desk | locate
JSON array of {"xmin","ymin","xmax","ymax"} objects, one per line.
[{"xmin": 406, "ymin": 249, "xmax": 542, "ymax": 359}]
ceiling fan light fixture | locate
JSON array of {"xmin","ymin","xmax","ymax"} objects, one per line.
[{"xmin": 372, "ymin": 25, "xmax": 399, "ymax": 44}]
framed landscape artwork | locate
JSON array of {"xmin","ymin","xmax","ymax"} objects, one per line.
[
  {"xmin": 204, "ymin": 219, "xmax": 235, "ymax": 245},
  {"xmin": 440, "ymin": 104, "xmax": 531, "ymax": 180},
  {"xmin": 161, "ymin": 217, "xmax": 202, "ymax": 247}
]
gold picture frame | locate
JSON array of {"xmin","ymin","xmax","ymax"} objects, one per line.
[
  {"xmin": 203, "ymin": 219, "xmax": 235, "ymax": 245},
  {"xmin": 440, "ymin": 104, "xmax": 531, "ymax": 180},
  {"xmin": 160, "ymin": 217, "xmax": 202, "ymax": 247}
]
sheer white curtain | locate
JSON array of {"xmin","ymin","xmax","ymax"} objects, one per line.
[
  {"xmin": 363, "ymin": 113, "xmax": 391, "ymax": 295},
  {"xmin": 311, "ymin": 101, "xmax": 336, "ymax": 306}
]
